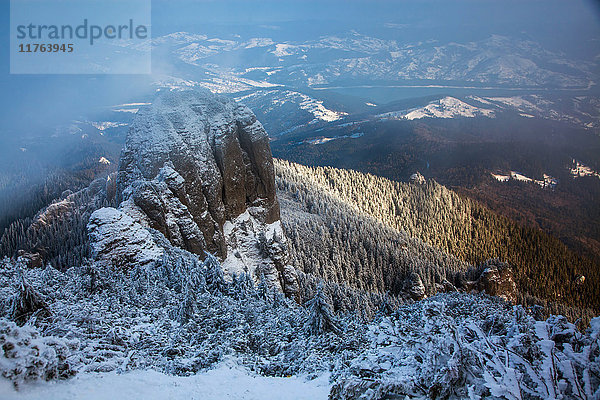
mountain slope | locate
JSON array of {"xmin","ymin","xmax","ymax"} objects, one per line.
[{"xmin": 275, "ymin": 160, "xmax": 599, "ymax": 317}]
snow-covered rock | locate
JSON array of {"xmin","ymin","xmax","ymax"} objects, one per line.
[
  {"xmin": 87, "ymin": 208, "xmax": 164, "ymax": 270},
  {"xmin": 409, "ymin": 172, "xmax": 425, "ymax": 185},
  {"xmin": 378, "ymin": 96, "xmax": 495, "ymax": 121},
  {"xmin": 115, "ymin": 88, "xmax": 296, "ymax": 295},
  {"xmin": 470, "ymin": 260, "xmax": 518, "ymax": 304},
  {"xmin": 402, "ymin": 272, "xmax": 426, "ymax": 300}
]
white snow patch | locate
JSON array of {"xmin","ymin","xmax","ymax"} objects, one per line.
[
  {"xmin": 0, "ymin": 362, "xmax": 331, "ymax": 400},
  {"xmin": 112, "ymin": 108, "xmax": 139, "ymax": 114},
  {"xmin": 297, "ymin": 95, "xmax": 347, "ymax": 122},
  {"xmin": 378, "ymin": 97, "xmax": 495, "ymax": 121},
  {"xmin": 243, "ymin": 38, "xmax": 275, "ymax": 49},
  {"xmin": 491, "ymin": 173, "xmax": 510, "ymax": 182},
  {"xmin": 272, "ymin": 43, "xmax": 296, "ymax": 57},
  {"xmin": 308, "ymin": 137, "xmax": 336, "ymax": 145},
  {"xmin": 113, "ymin": 103, "xmax": 151, "ymax": 107},
  {"xmin": 570, "ymin": 160, "xmax": 600, "ymax": 179},
  {"xmin": 306, "ymin": 132, "xmax": 364, "ymax": 145},
  {"xmin": 98, "ymin": 157, "xmax": 111, "ymax": 165},
  {"xmin": 510, "ymin": 171, "xmax": 532, "ymax": 183},
  {"xmin": 90, "ymin": 122, "xmax": 128, "ymax": 131},
  {"xmin": 492, "ymin": 171, "xmax": 558, "ymax": 188},
  {"xmin": 221, "ymin": 209, "xmax": 288, "ymax": 290}
]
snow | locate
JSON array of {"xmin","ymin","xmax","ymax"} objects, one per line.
[
  {"xmin": 88, "ymin": 208, "xmax": 164, "ymax": 268},
  {"xmin": 305, "ymin": 132, "xmax": 364, "ymax": 145},
  {"xmin": 487, "ymin": 96, "xmax": 543, "ymax": 112},
  {"xmin": 243, "ymin": 38, "xmax": 275, "ymax": 49},
  {"xmin": 378, "ymin": 96, "xmax": 495, "ymax": 121},
  {"xmin": 510, "ymin": 171, "xmax": 533, "ymax": 182},
  {"xmin": 492, "ymin": 171, "xmax": 558, "ymax": 188},
  {"xmin": 90, "ymin": 122, "xmax": 128, "ymax": 131},
  {"xmin": 112, "ymin": 108, "xmax": 139, "ymax": 114},
  {"xmin": 272, "ymin": 43, "xmax": 296, "ymax": 57},
  {"xmin": 0, "ymin": 361, "xmax": 331, "ymax": 400},
  {"xmin": 234, "ymin": 90, "xmax": 347, "ymax": 124},
  {"xmin": 307, "ymin": 137, "xmax": 336, "ymax": 145},
  {"xmin": 112, "ymin": 103, "xmax": 151, "ymax": 108},
  {"xmin": 221, "ymin": 209, "xmax": 288, "ymax": 290},
  {"xmin": 98, "ymin": 157, "xmax": 111, "ymax": 165},
  {"xmin": 570, "ymin": 160, "xmax": 600, "ymax": 179},
  {"xmin": 491, "ymin": 173, "xmax": 510, "ymax": 182},
  {"xmin": 298, "ymin": 95, "xmax": 347, "ymax": 122},
  {"xmin": 332, "ymin": 295, "xmax": 600, "ymax": 399}
]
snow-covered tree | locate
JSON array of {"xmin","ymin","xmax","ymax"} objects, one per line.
[{"xmin": 305, "ymin": 284, "xmax": 341, "ymax": 335}]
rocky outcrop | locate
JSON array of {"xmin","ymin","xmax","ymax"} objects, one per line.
[
  {"xmin": 409, "ymin": 172, "xmax": 425, "ymax": 185},
  {"xmin": 475, "ymin": 265, "xmax": 517, "ymax": 304},
  {"xmin": 402, "ymin": 272, "xmax": 426, "ymax": 301},
  {"xmin": 117, "ymin": 89, "xmax": 279, "ymax": 256},
  {"xmin": 434, "ymin": 279, "xmax": 457, "ymax": 293},
  {"xmin": 97, "ymin": 88, "xmax": 297, "ymax": 295},
  {"xmin": 16, "ymin": 251, "xmax": 43, "ymax": 269},
  {"xmin": 88, "ymin": 208, "xmax": 164, "ymax": 270},
  {"xmin": 467, "ymin": 260, "xmax": 517, "ymax": 304}
]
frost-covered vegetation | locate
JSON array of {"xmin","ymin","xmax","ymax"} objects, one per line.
[
  {"xmin": 0, "ymin": 255, "xmax": 368, "ymax": 389},
  {"xmin": 331, "ymin": 294, "xmax": 600, "ymax": 400},
  {"xmin": 275, "ymin": 159, "xmax": 599, "ymax": 322},
  {"xmin": 1, "ymin": 255, "xmax": 598, "ymax": 399},
  {"xmin": 276, "ymin": 158, "xmax": 468, "ymax": 296}
]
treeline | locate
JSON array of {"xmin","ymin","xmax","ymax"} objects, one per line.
[{"xmin": 275, "ymin": 159, "xmax": 600, "ymax": 314}]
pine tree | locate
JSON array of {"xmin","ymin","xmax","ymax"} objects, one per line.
[
  {"xmin": 204, "ymin": 252, "xmax": 228, "ymax": 295},
  {"xmin": 305, "ymin": 284, "xmax": 341, "ymax": 335}
]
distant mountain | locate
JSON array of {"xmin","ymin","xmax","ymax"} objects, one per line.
[{"xmin": 147, "ymin": 31, "xmax": 595, "ymax": 91}]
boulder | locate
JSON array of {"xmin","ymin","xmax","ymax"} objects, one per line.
[
  {"xmin": 16, "ymin": 251, "xmax": 43, "ymax": 269},
  {"xmin": 87, "ymin": 208, "xmax": 164, "ymax": 270},
  {"xmin": 403, "ymin": 272, "xmax": 426, "ymax": 300},
  {"xmin": 474, "ymin": 261, "xmax": 517, "ymax": 304}
]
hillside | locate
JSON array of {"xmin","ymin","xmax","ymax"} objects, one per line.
[{"xmin": 275, "ymin": 160, "xmax": 600, "ymax": 317}]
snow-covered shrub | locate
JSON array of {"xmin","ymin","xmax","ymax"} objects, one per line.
[
  {"xmin": 0, "ymin": 318, "xmax": 79, "ymax": 388},
  {"xmin": 0, "ymin": 252, "xmax": 368, "ymax": 384},
  {"xmin": 331, "ymin": 294, "xmax": 600, "ymax": 400}
]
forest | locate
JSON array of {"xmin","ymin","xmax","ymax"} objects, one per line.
[{"xmin": 275, "ymin": 159, "xmax": 599, "ymax": 322}]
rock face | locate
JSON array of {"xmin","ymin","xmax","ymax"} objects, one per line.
[
  {"xmin": 472, "ymin": 261, "xmax": 517, "ymax": 304},
  {"xmin": 90, "ymin": 88, "xmax": 296, "ymax": 295},
  {"xmin": 117, "ymin": 89, "xmax": 279, "ymax": 257}
]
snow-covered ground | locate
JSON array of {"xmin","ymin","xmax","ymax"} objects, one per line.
[
  {"xmin": 0, "ymin": 361, "xmax": 331, "ymax": 400},
  {"xmin": 570, "ymin": 160, "xmax": 600, "ymax": 179},
  {"xmin": 491, "ymin": 170, "xmax": 558, "ymax": 189},
  {"xmin": 235, "ymin": 90, "xmax": 347, "ymax": 123},
  {"xmin": 377, "ymin": 96, "xmax": 495, "ymax": 121},
  {"xmin": 305, "ymin": 132, "xmax": 364, "ymax": 145}
]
